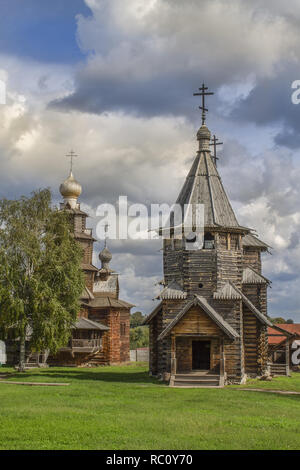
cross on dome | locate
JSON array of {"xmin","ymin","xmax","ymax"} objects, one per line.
[{"xmin": 193, "ymin": 83, "xmax": 214, "ymax": 125}]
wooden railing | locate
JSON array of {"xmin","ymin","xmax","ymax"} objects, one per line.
[{"xmin": 71, "ymin": 339, "xmax": 101, "ymax": 349}]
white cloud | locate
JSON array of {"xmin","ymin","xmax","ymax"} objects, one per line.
[
  {"xmin": 70, "ymin": 0, "xmax": 299, "ymax": 112},
  {"xmin": 1, "ymin": 1, "xmax": 300, "ymax": 318}
]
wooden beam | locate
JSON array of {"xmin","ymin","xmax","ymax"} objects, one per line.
[
  {"xmin": 171, "ymin": 333, "xmax": 176, "ymax": 375},
  {"xmin": 227, "ymin": 233, "xmax": 231, "ymax": 250},
  {"xmin": 238, "ymin": 234, "xmax": 242, "ymax": 250},
  {"xmin": 286, "ymin": 339, "xmax": 290, "ymax": 376},
  {"xmin": 220, "ymin": 337, "xmax": 225, "ymax": 386}
]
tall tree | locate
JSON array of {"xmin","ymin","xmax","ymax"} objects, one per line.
[
  {"xmin": 130, "ymin": 326, "xmax": 149, "ymax": 349},
  {"xmin": 0, "ymin": 189, "xmax": 85, "ymax": 371},
  {"xmin": 130, "ymin": 311, "xmax": 146, "ymax": 328}
]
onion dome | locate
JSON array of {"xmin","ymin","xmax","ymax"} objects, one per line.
[
  {"xmin": 60, "ymin": 171, "xmax": 82, "ymax": 199},
  {"xmin": 99, "ymin": 246, "xmax": 112, "ymax": 269}
]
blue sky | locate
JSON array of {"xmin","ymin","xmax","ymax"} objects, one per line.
[
  {"xmin": 0, "ymin": 0, "xmax": 91, "ymax": 62},
  {"xmin": 1, "ymin": 0, "xmax": 300, "ymax": 319}
]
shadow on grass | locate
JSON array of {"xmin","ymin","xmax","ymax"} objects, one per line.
[{"xmin": 1, "ymin": 368, "xmax": 163, "ymax": 386}]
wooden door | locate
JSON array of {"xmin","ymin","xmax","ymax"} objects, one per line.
[{"xmin": 192, "ymin": 340, "xmax": 210, "ymax": 370}]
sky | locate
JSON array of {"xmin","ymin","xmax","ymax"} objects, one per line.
[{"xmin": 1, "ymin": 0, "xmax": 300, "ymax": 319}]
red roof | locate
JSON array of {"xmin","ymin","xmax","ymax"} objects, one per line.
[
  {"xmin": 268, "ymin": 324, "xmax": 300, "ymax": 345},
  {"xmin": 274, "ymin": 324, "xmax": 300, "ymax": 334}
]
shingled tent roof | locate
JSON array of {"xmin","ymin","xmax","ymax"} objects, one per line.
[{"xmin": 176, "ymin": 125, "xmax": 244, "ymax": 229}]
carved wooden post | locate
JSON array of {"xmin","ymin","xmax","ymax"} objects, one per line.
[
  {"xmin": 286, "ymin": 339, "xmax": 290, "ymax": 376},
  {"xmin": 238, "ymin": 234, "xmax": 242, "ymax": 250},
  {"xmin": 227, "ymin": 233, "xmax": 231, "ymax": 251},
  {"xmin": 220, "ymin": 337, "xmax": 225, "ymax": 386},
  {"xmin": 171, "ymin": 333, "xmax": 176, "ymax": 375}
]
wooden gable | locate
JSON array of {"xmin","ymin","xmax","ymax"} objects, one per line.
[{"xmin": 173, "ymin": 305, "xmax": 222, "ymax": 336}]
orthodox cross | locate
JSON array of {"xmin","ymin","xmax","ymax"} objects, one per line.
[
  {"xmin": 210, "ymin": 134, "xmax": 223, "ymax": 166},
  {"xmin": 66, "ymin": 149, "xmax": 78, "ymax": 173},
  {"xmin": 193, "ymin": 83, "xmax": 214, "ymax": 125},
  {"xmin": 104, "ymin": 223, "xmax": 109, "ymax": 248}
]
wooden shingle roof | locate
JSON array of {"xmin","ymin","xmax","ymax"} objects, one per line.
[
  {"xmin": 213, "ymin": 282, "xmax": 242, "ymax": 300},
  {"xmin": 85, "ymin": 297, "xmax": 134, "ymax": 309},
  {"xmin": 242, "ymin": 267, "xmax": 270, "ymax": 284},
  {"xmin": 81, "ymin": 263, "xmax": 99, "ymax": 272},
  {"xmin": 176, "ymin": 149, "xmax": 243, "ymax": 229},
  {"xmin": 156, "ymin": 281, "xmax": 187, "ymax": 300},
  {"xmin": 73, "ymin": 317, "xmax": 109, "ymax": 331},
  {"xmin": 242, "ymin": 233, "xmax": 270, "ymax": 250}
]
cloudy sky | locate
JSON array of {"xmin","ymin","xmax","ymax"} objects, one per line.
[{"xmin": 1, "ymin": 0, "xmax": 300, "ymax": 319}]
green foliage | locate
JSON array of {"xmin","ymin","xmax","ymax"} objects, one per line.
[
  {"xmin": 130, "ymin": 311, "xmax": 146, "ymax": 328},
  {"xmin": 130, "ymin": 326, "xmax": 149, "ymax": 349},
  {"xmin": 270, "ymin": 317, "xmax": 294, "ymax": 324},
  {"xmin": 270, "ymin": 317, "xmax": 287, "ymax": 324},
  {"xmin": 0, "ymin": 189, "xmax": 85, "ymax": 359}
]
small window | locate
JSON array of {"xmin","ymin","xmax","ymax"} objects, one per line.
[
  {"xmin": 120, "ymin": 323, "xmax": 126, "ymax": 336},
  {"xmin": 204, "ymin": 232, "xmax": 215, "ymax": 249},
  {"xmin": 198, "ymin": 283, "xmax": 204, "ymax": 288}
]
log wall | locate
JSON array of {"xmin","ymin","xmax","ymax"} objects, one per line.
[
  {"xmin": 175, "ymin": 336, "xmax": 220, "ymax": 372},
  {"xmin": 243, "ymin": 307, "xmax": 259, "ymax": 375},
  {"xmin": 243, "ymin": 247, "xmax": 262, "ymax": 272}
]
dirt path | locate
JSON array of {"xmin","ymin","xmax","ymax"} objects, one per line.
[{"xmin": 239, "ymin": 388, "xmax": 300, "ymax": 395}]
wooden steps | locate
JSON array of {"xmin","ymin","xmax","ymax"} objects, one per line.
[
  {"xmin": 269, "ymin": 363, "xmax": 288, "ymax": 376},
  {"xmin": 170, "ymin": 372, "xmax": 221, "ymax": 388},
  {"xmin": 87, "ymin": 351, "xmax": 108, "ymax": 366}
]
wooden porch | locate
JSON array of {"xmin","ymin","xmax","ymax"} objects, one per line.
[
  {"xmin": 60, "ymin": 338, "xmax": 102, "ymax": 353},
  {"xmin": 170, "ymin": 369, "xmax": 221, "ymax": 387},
  {"xmin": 170, "ymin": 333, "xmax": 225, "ymax": 387},
  {"xmin": 268, "ymin": 327, "xmax": 291, "ymax": 376}
]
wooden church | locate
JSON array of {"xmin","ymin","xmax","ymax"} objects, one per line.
[
  {"xmin": 49, "ymin": 162, "xmax": 133, "ymax": 366},
  {"xmin": 145, "ymin": 85, "xmax": 275, "ymax": 386},
  {"xmin": 4, "ymin": 162, "xmax": 133, "ymax": 367}
]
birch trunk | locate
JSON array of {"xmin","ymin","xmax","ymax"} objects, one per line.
[{"xmin": 18, "ymin": 336, "xmax": 26, "ymax": 372}]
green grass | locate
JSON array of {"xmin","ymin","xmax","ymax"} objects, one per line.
[{"xmin": 1, "ymin": 363, "xmax": 300, "ymax": 450}]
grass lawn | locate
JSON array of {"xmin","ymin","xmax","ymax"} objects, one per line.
[{"xmin": 1, "ymin": 363, "xmax": 300, "ymax": 450}]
